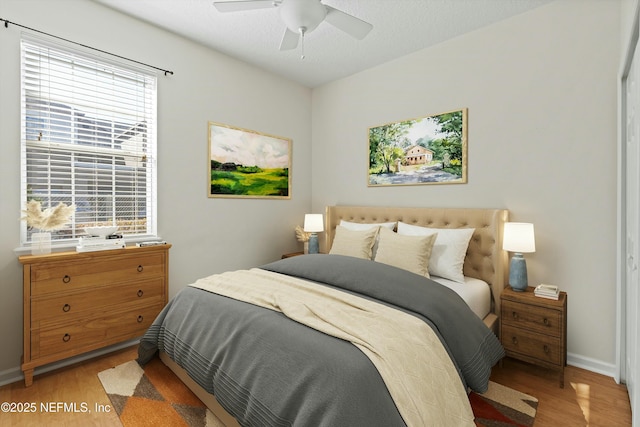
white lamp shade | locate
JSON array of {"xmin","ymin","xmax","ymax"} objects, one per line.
[
  {"xmin": 304, "ymin": 214, "xmax": 324, "ymax": 232},
  {"xmin": 503, "ymin": 222, "xmax": 536, "ymax": 253}
]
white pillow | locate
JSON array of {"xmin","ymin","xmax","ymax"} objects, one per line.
[
  {"xmin": 374, "ymin": 227, "xmax": 437, "ymax": 277},
  {"xmin": 396, "ymin": 222, "xmax": 474, "ymax": 283},
  {"xmin": 329, "ymin": 226, "xmax": 379, "ymax": 259},
  {"xmin": 339, "ymin": 220, "xmax": 396, "ymax": 257}
]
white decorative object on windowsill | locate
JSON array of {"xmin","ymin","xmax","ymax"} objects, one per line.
[
  {"xmin": 31, "ymin": 232, "xmax": 51, "ymax": 255},
  {"xmin": 21, "ymin": 200, "xmax": 75, "ymax": 255},
  {"xmin": 84, "ymin": 226, "xmax": 118, "ymax": 237}
]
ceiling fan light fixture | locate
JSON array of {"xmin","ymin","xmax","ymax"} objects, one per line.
[
  {"xmin": 279, "ymin": 0, "xmax": 326, "ymax": 34},
  {"xmin": 212, "ymin": 0, "xmax": 373, "ymax": 53}
]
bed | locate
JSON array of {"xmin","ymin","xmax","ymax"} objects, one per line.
[
  {"xmin": 324, "ymin": 205, "xmax": 509, "ymax": 331},
  {"xmin": 138, "ymin": 205, "xmax": 509, "ymax": 427}
]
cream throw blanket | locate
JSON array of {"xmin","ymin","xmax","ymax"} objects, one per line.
[{"xmin": 191, "ymin": 268, "xmax": 474, "ymax": 427}]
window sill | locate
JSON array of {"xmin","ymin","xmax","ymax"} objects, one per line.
[{"xmin": 14, "ymin": 236, "xmax": 164, "ymax": 257}]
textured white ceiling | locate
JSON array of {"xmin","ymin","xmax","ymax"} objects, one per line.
[{"xmin": 92, "ymin": 0, "xmax": 554, "ymax": 87}]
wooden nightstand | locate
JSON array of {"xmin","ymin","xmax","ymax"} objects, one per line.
[
  {"xmin": 500, "ymin": 286, "xmax": 567, "ymax": 387},
  {"xmin": 281, "ymin": 251, "xmax": 304, "ymax": 259},
  {"xmin": 281, "ymin": 252, "xmax": 325, "ymax": 259}
]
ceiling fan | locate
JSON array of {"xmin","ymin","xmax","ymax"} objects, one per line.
[{"xmin": 212, "ymin": 0, "xmax": 373, "ymax": 57}]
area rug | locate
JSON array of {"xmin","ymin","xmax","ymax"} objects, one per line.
[
  {"xmin": 98, "ymin": 357, "xmax": 222, "ymax": 427},
  {"xmin": 99, "ymin": 358, "xmax": 537, "ymax": 427},
  {"xmin": 471, "ymin": 381, "xmax": 538, "ymax": 427}
]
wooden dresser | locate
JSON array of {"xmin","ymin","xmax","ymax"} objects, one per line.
[
  {"xmin": 500, "ymin": 286, "xmax": 567, "ymax": 387},
  {"xmin": 19, "ymin": 244, "xmax": 171, "ymax": 386}
]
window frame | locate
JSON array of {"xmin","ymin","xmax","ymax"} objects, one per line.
[{"xmin": 19, "ymin": 35, "xmax": 158, "ymax": 249}]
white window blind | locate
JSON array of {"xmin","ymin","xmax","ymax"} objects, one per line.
[{"xmin": 20, "ymin": 36, "xmax": 158, "ymax": 246}]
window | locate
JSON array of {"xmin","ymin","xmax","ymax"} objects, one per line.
[{"xmin": 20, "ymin": 36, "xmax": 158, "ymax": 246}]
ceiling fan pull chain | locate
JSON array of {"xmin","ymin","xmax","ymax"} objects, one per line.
[{"xmin": 299, "ymin": 26, "xmax": 306, "ymax": 60}]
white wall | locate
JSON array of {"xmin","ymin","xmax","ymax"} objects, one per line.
[
  {"xmin": 0, "ymin": 0, "xmax": 311, "ymax": 379},
  {"xmin": 311, "ymin": 1, "xmax": 620, "ymax": 372}
]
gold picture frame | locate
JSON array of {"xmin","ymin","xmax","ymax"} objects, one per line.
[
  {"xmin": 368, "ymin": 108, "xmax": 468, "ymax": 186},
  {"xmin": 208, "ymin": 122, "xmax": 292, "ymax": 199}
]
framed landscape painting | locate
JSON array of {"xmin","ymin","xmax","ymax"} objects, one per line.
[
  {"xmin": 368, "ymin": 108, "xmax": 468, "ymax": 186},
  {"xmin": 208, "ymin": 122, "xmax": 291, "ymax": 199}
]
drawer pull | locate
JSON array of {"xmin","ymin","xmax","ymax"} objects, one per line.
[
  {"xmin": 137, "ymin": 315, "xmax": 144, "ymax": 323},
  {"xmin": 512, "ymin": 336, "xmax": 518, "ymax": 345},
  {"xmin": 62, "ymin": 275, "xmax": 71, "ymax": 284},
  {"xmin": 543, "ymin": 345, "xmax": 550, "ymax": 354},
  {"xmin": 137, "ymin": 265, "xmax": 144, "ymax": 272},
  {"xmin": 512, "ymin": 311, "xmax": 519, "ymax": 320},
  {"xmin": 137, "ymin": 289, "xmax": 144, "ymax": 297},
  {"xmin": 62, "ymin": 333, "xmax": 71, "ymax": 342},
  {"xmin": 543, "ymin": 318, "xmax": 549, "ymax": 326},
  {"xmin": 62, "ymin": 304, "xmax": 71, "ymax": 312}
]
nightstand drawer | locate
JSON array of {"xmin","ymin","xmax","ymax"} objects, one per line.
[
  {"xmin": 502, "ymin": 300, "xmax": 562, "ymax": 337},
  {"xmin": 502, "ymin": 324, "xmax": 562, "ymax": 365}
]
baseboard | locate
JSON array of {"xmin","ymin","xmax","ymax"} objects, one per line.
[
  {"xmin": 0, "ymin": 339, "xmax": 139, "ymax": 387},
  {"xmin": 0, "ymin": 366, "xmax": 23, "ymax": 388},
  {"xmin": 567, "ymin": 352, "xmax": 618, "ymax": 380}
]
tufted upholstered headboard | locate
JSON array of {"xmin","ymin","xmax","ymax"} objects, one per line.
[{"xmin": 325, "ymin": 205, "xmax": 509, "ymax": 330}]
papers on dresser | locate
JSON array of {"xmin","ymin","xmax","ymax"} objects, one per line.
[{"xmin": 534, "ymin": 284, "xmax": 560, "ymax": 300}]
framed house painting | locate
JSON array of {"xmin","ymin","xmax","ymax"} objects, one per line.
[
  {"xmin": 208, "ymin": 122, "xmax": 292, "ymax": 199},
  {"xmin": 368, "ymin": 108, "xmax": 468, "ymax": 186}
]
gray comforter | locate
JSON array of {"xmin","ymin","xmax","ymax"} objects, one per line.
[{"xmin": 138, "ymin": 254, "xmax": 504, "ymax": 427}]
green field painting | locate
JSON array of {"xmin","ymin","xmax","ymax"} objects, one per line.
[
  {"xmin": 211, "ymin": 166, "xmax": 289, "ymax": 197},
  {"xmin": 208, "ymin": 122, "xmax": 291, "ymax": 199}
]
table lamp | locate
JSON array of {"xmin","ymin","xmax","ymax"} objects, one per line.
[
  {"xmin": 503, "ymin": 222, "xmax": 536, "ymax": 291},
  {"xmin": 304, "ymin": 214, "xmax": 324, "ymax": 254}
]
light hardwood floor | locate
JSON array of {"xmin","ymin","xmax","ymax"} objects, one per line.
[
  {"xmin": 492, "ymin": 357, "xmax": 632, "ymax": 427},
  {"xmin": 0, "ymin": 346, "xmax": 136, "ymax": 426},
  {"xmin": 0, "ymin": 347, "xmax": 632, "ymax": 426}
]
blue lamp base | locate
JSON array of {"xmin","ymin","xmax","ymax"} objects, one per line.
[
  {"xmin": 509, "ymin": 253, "xmax": 528, "ymax": 291},
  {"xmin": 308, "ymin": 233, "xmax": 319, "ymax": 254}
]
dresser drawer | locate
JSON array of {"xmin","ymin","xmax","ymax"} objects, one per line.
[
  {"xmin": 31, "ymin": 253, "xmax": 165, "ymax": 296},
  {"xmin": 32, "ymin": 303, "xmax": 163, "ymax": 359},
  {"xmin": 502, "ymin": 324, "xmax": 562, "ymax": 365},
  {"xmin": 31, "ymin": 278, "xmax": 165, "ymax": 327},
  {"xmin": 501, "ymin": 300, "xmax": 562, "ymax": 337}
]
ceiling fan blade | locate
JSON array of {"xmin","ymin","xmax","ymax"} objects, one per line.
[
  {"xmin": 279, "ymin": 27, "xmax": 299, "ymax": 51},
  {"xmin": 324, "ymin": 5, "xmax": 372, "ymax": 40},
  {"xmin": 213, "ymin": 0, "xmax": 277, "ymax": 13}
]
